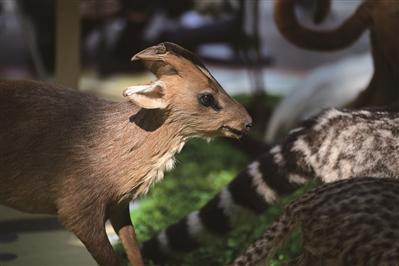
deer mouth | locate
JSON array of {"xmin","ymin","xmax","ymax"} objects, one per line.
[{"xmin": 221, "ymin": 126, "xmax": 245, "ymax": 139}]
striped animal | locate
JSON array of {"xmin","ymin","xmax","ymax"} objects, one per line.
[
  {"xmin": 141, "ymin": 107, "xmax": 399, "ymax": 263},
  {"xmin": 231, "ymin": 177, "xmax": 399, "ymax": 266}
]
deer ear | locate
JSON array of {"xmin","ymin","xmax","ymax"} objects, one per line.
[
  {"xmin": 123, "ymin": 81, "xmax": 167, "ymax": 109},
  {"xmin": 132, "ymin": 43, "xmax": 177, "ymax": 78}
]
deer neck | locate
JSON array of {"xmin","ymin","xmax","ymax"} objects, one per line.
[{"xmin": 105, "ymin": 102, "xmax": 187, "ymax": 201}]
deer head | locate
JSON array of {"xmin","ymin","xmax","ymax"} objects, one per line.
[{"xmin": 123, "ymin": 42, "xmax": 252, "ymax": 139}]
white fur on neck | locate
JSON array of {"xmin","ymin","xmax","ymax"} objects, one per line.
[{"xmin": 138, "ymin": 140, "xmax": 186, "ymax": 196}]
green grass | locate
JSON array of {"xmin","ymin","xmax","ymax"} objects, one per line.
[{"xmin": 115, "ymin": 94, "xmax": 315, "ymax": 265}]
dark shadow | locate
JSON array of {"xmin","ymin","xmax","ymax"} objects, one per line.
[
  {"xmin": 224, "ymin": 136, "xmax": 270, "ymax": 158},
  {"xmin": 129, "ymin": 108, "xmax": 166, "ymax": 132},
  {"xmin": 0, "ymin": 217, "xmax": 63, "ymax": 234},
  {"xmin": 0, "ymin": 253, "xmax": 17, "ymax": 262}
]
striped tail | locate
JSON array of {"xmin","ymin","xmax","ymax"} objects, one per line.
[
  {"xmin": 230, "ymin": 209, "xmax": 299, "ymax": 266},
  {"xmin": 141, "ymin": 126, "xmax": 315, "ymax": 263}
]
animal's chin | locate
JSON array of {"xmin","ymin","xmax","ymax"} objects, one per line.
[
  {"xmin": 196, "ymin": 127, "xmax": 245, "ymax": 140},
  {"xmin": 221, "ymin": 126, "xmax": 245, "ymax": 139}
]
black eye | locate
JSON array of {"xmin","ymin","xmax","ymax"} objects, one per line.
[{"xmin": 199, "ymin": 94, "xmax": 215, "ymax": 107}]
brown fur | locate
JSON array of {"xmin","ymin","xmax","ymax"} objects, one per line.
[
  {"xmin": 0, "ymin": 42, "xmax": 251, "ymax": 265},
  {"xmin": 274, "ymin": 0, "xmax": 399, "ymax": 109}
]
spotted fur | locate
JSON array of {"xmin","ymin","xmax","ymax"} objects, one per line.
[
  {"xmin": 141, "ymin": 108, "xmax": 399, "ymax": 263},
  {"xmin": 231, "ymin": 177, "xmax": 399, "ymax": 266}
]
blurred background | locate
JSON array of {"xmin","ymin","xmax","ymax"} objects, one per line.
[
  {"xmin": 0, "ymin": 0, "xmax": 372, "ymax": 265},
  {"xmin": 0, "ymin": 0, "xmax": 368, "ymax": 97}
]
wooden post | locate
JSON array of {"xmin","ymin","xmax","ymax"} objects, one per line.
[{"xmin": 55, "ymin": 0, "xmax": 80, "ymax": 89}]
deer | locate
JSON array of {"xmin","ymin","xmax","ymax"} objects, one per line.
[
  {"xmin": 0, "ymin": 42, "xmax": 252, "ymax": 266},
  {"xmin": 231, "ymin": 177, "xmax": 399, "ymax": 266}
]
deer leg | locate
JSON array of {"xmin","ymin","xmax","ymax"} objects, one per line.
[
  {"xmin": 77, "ymin": 225, "xmax": 119, "ymax": 266},
  {"xmin": 58, "ymin": 206, "xmax": 120, "ymax": 266},
  {"xmin": 110, "ymin": 203, "xmax": 144, "ymax": 266}
]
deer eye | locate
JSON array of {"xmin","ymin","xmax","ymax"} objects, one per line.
[{"xmin": 199, "ymin": 94, "xmax": 215, "ymax": 107}]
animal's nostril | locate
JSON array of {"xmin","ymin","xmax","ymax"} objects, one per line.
[{"xmin": 245, "ymin": 123, "xmax": 253, "ymax": 129}]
